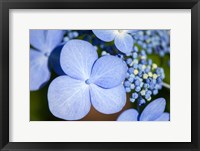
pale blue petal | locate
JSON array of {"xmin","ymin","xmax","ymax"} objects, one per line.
[
  {"xmin": 45, "ymin": 30, "xmax": 65, "ymax": 53},
  {"xmin": 90, "ymin": 55, "xmax": 127, "ymax": 89},
  {"xmin": 60, "ymin": 40, "xmax": 98, "ymax": 81},
  {"xmin": 126, "ymin": 30, "xmax": 139, "ymax": 34},
  {"xmin": 30, "ymin": 30, "xmax": 46, "ymax": 52},
  {"xmin": 30, "ymin": 30, "xmax": 64, "ymax": 53},
  {"xmin": 117, "ymin": 109, "xmax": 139, "ymax": 121},
  {"xmin": 139, "ymin": 98, "xmax": 166, "ymax": 121},
  {"xmin": 30, "ymin": 49, "xmax": 50, "ymax": 91},
  {"xmin": 114, "ymin": 33, "xmax": 134, "ymax": 53},
  {"xmin": 90, "ymin": 84, "xmax": 126, "ymax": 114},
  {"xmin": 48, "ymin": 76, "xmax": 91, "ymax": 120},
  {"xmin": 154, "ymin": 112, "xmax": 170, "ymax": 121},
  {"xmin": 92, "ymin": 30, "xmax": 116, "ymax": 42}
]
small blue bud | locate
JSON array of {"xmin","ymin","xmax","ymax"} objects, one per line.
[
  {"xmin": 125, "ymin": 87, "xmax": 131, "ymax": 93},
  {"xmin": 132, "ymin": 92, "xmax": 138, "ymax": 99},
  {"xmin": 148, "ymin": 90, "xmax": 152, "ymax": 95},
  {"xmin": 129, "ymin": 74, "xmax": 135, "ymax": 78},
  {"xmin": 72, "ymin": 31, "xmax": 79, "ymax": 37},
  {"xmin": 133, "ymin": 64, "xmax": 138, "ymax": 69},
  {"xmin": 153, "ymin": 89, "xmax": 158, "ymax": 95},
  {"xmin": 128, "ymin": 68, "xmax": 134, "ymax": 73},
  {"xmin": 126, "ymin": 58, "xmax": 133, "ymax": 65},
  {"xmin": 147, "ymin": 48, "xmax": 152, "ymax": 54},
  {"xmin": 139, "ymin": 99, "xmax": 146, "ymax": 106},
  {"xmin": 132, "ymin": 52, "xmax": 138, "ymax": 59},
  {"xmin": 148, "ymin": 59, "xmax": 152, "ymax": 65},
  {"xmin": 130, "ymin": 84, "xmax": 135, "ymax": 89},
  {"xmin": 144, "ymin": 83, "xmax": 149, "ymax": 88},
  {"xmin": 140, "ymin": 50, "xmax": 146, "ymax": 56},
  {"xmin": 134, "ymin": 79, "xmax": 140, "ymax": 86},
  {"xmin": 128, "ymin": 77, "xmax": 134, "ymax": 82},
  {"xmin": 124, "ymin": 81, "xmax": 131, "ymax": 87},
  {"xmin": 133, "ymin": 46, "xmax": 138, "ymax": 52},
  {"xmin": 135, "ymin": 86, "xmax": 141, "ymax": 92},
  {"xmin": 130, "ymin": 98, "xmax": 136, "ymax": 103},
  {"xmin": 145, "ymin": 93, "xmax": 151, "ymax": 100}
]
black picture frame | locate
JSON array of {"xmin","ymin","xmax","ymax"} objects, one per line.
[{"xmin": 0, "ymin": 0, "xmax": 199, "ymax": 150}]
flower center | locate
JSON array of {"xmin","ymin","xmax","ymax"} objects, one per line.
[
  {"xmin": 44, "ymin": 52, "xmax": 50, "ymax": 57},
  {"xmin": 116, "ymin": 30, "xmax": 127, "ymax": 37},
  {"xmin": 85, "ymin": 79, "xmax": 91, "ymax": 85}
]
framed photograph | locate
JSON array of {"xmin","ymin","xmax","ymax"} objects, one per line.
[{"xmin": 0, "ymin": 0, "xmax": 199, "ymax": 150}]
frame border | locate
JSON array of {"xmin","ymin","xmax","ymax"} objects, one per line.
[{"xmin": 0, "ymin": 0, "xmax": 199, "ymax": 150}]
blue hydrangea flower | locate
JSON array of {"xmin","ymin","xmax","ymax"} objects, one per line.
[
  {"xmin": 92, "ymin": 30, "xmax": 135, "ymax": 54},
  {"xmin": 30, "ymin": 30, "xmax": 64, "ymax": 91},
  {"xmin": 117, "ymin": 98, "xmax": 169, "ymax": 121},
  {"xmin": 48, "ymin": 40, "xmax": 127, "ymax": 120},
  {"xmin": 124, "ymin": 48, "xmax": 165, "ymax": 104}
]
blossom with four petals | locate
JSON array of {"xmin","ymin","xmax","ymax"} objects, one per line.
[
  {"xmin": 30, "ymin": 30, "xmax": 64, "ymax": 91},
  {"xmin": 48, "ymin": 40, "xmax": 128, "ymax": 120},
  {"xmin": 92, "ymin": 30, "xmax": 136, "ymax": 54}
]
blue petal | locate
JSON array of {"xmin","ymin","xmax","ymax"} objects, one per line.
[
  {"xmin": 126, "ymin": 30, "xmax": 139, "ymax": 34},
  {"xmin": 48, "ymin": 76, "xmax": 91, "ymax": 120},
  {"xmin": 49, "ymin": 44, "xmax": 66, "ymax": 75},
  {"xmin": 30, "ymin": 30, "xmax": 46, "ymax": 52},
  {"xmin": 30, "ymin": 30, "xmax": 64, "ymax": 53},
  {"xmin": 92, "ymin": 30, "xmax": 116, "ymax": 42},
  {"xmin": 90, "ymin": 55, "xmax": 127, "ymax": 88},
  {"xmin": 117, "ymin": 109, "xmax": 139, "ymax": 121},
  {"xmin": 60, "ymin": 40, "xmax": 98, "ymax": 80},
  {"xmin": 114, "ymin": 33, "xmax": 134, "ymax": 53},
  {"xmin": 139, "ymin": 98, "xmax": 166, "ymax": 121},
  {"xmin": 45, "ymin": 30, "xmax": 65, "ymax": 52},
  {"xmin": 154, "ymin": 112, "xmax": 170, "ymax": 121},
  {"xmin": 30, "ymin": 49, "xmax": 50, "ymax": 91},
  {"xmin": 90, "ymin": 84, "xmax": 126, "ymax": 114}
]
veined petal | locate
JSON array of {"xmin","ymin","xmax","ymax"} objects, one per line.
[
  {"xmin": 90, "ymin": 55, "xmax": 127, "ymax": 89},
  {"xmin": 90, "ymin": 84, "xmax": 126, "ymax": 114},
  {"xmin": 45, "ymin": 30, "xmax": 65, "ymax": 53},
  {"xmin": 48, "ymin": 76, "xmax": 91, "ymax": 120},
  {"xmin": 114, "ymin": 33, "xmax": 134, "ymax": 53},
  {"xmin": 60, "ymin": 40, "xmax": 98, "ymax": 80},
  {"xmin": 30, "ymin": 30, "xmax": 64, "ymax": 53},
  {"xmin": 117, "ymin": 109, "xmax": 139, "ymax": 121},
  {"xmin": 154, "ymin": 112, "xmax": 170, "ymax": 121},
  {"xmin": 139, "ymin": 98, "xmax": 166, "ymax": 121},
  {"xmin": 30, "ymin": 30, "xmax": 46, "ymax": 52},
  {"xmin": 92, "ymin": 30, "xmax": 116, "ymax": 42},
  {"xmin": 30, "ymin": 49, "xmax": 50, "ymax": 91}
]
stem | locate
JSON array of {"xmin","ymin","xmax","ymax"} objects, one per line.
[{"xmin": 162, "ymin": 82, "xmax": 170, "ymax": 89}]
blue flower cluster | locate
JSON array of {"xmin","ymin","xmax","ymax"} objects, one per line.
[
  {"xmin": 132, "ymin": 30, "xmax": 170, "ymax": 57},
  {"xmin": 123, "ymin": 46, "xmax": 165, "ymax": 105}
]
